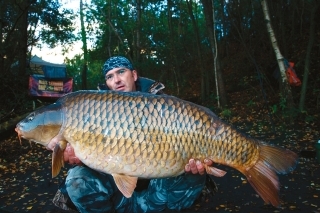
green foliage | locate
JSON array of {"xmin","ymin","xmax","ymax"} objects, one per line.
[
  {"xmin": 270, "ymin": 104, "xmax": 278, "ymax": 114},
  {"xmin": 29, "ymin": 0, "xmax": 77, "ymax": 48},
  {"xmin": 88, "ymin": 60, "xmax": 105, "ymax": 89},
  {"xmin": 220, "ymin": 108, "xmax": 232, "ymax": 118},
  {"xmin": 65, "ymin": 55, "xmax": 83, "ymax": 91},
  {"xmin": 238, "ymin": 76, "xmax": 250, "ymax": 87},
  {"xmin": 0, "ymin": 70, "xmax": 34, "ymax": 117},
  {"xmin": 279, "ymin": 95, "xmax": 287, "ymax": 111},
  {"xmin": 0, "ymin": 0, "xmax": 319, "ymax": 125},
  {"xmin": 0, "ymin": 0, "xmax": 78, "ymax": 117},
  {"xmin": 300, "ymin": 110, "xmax": 316, "ymax": 123},
  {"xmin": 270, "ymin": 94, "xmax": 290, "ymax": 115},
  {"xmin": 65, "ymin": 54, "xmax": 104, "ymax": 91},
  {"xmin": 270, "ymin": 97, "xmax": 304, "ymax": 122},
  {"xmin": 305, "ymin": 115, "xmax": 316, "ymax": 123},
  {"xmin": 247, "ymin": 100, "xmax": 255, "ymax": 108}
]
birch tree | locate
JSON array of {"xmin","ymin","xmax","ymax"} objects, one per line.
[{"xmin": 261, "ymin": 0, "xmax": 294, "ymax": 114}]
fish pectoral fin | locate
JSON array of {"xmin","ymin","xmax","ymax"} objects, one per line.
[
  {"xmin": 52, "ymin": 140, "xmax": 67, "ymax": 178},
  {"xmin": 112, "ymin": 174, "xmax": 138, "ymax": 198},
  {"xmin": 205, "ymin": 165, "xmax": 227, "ymax": 177}
]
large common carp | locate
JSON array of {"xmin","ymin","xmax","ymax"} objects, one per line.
[{"xmin": 15, "ymin": 90, "xmax": 297, "ymax": 207}]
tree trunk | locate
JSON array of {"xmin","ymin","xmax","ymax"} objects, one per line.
[
  {"xmin": 278, "ymin": 0, "xmax": 288, "ymax": 57},
  {"xmin": 186, "ymin": 0, "xmax": 206, "ymax": 102},
  {"xmin": 299, "ymin": 1, "xmax": 319, "ymax": 111},
  {"xmin": 80, "ymin": 0, "xmax": 88, "ymax": 89},
  {"xmin": 17, "ymin": 0, "xmax": 29, "ymax": 77},
  {"xmin": 167, "ymin": 0, "xmax": 180, "ymax": 95},
  {"xmin": 106, "ymin": 19, "xmax": 133, "ymax": 63},
  {"xmin": 261, "ymin": 0, "xmax": 294, "ymax": 115},
  {"xmin": 107, "ymin": 0, "xmax": 112, "ymax": 57},
  {"xmin": 0, "ymin": 15, "xmax": 4, "ymax": 73},
  {"xmin": 201, "ymin": 0, "xmax": 227, "ymax": 107},
  {"xmin": 219, "ymin": 0, "xmax": 228, "ymax": 58},
  {"xmin": 135, "ymin": 0, "xmax": 141, "ymax": 67},
  {"xmin": 200, "ymin": 0, "xmax": 210, "ymax": 98}
]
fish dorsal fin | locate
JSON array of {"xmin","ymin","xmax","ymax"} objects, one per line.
[
  {"xmin": 52, "ymin": 140, "xmax": 67, "ymax": 178},
  {"xmin": 205, "ymin": 165, "xmax": 227, "ymax": 177},
  {"xmin": 112, "ymin": 174, "xmax": 138, "ymax": 198}
]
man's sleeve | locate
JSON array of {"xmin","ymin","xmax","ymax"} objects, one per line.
[{"xmin": 148, "ymin": 82, "xmax": 165, "ymax": 95}]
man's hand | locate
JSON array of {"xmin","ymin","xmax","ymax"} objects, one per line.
[
  {"xmin": 185, "ymin": 158, "xmax": 213, "ymax": 175},
  {"xmin": 63, "ymin": 143, "xmax": 82, "ymax": 165}
]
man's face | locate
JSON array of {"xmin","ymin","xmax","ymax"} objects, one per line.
[{"xmin": 105, "ymin": 67, "xmax": 138, "ymax": 92}]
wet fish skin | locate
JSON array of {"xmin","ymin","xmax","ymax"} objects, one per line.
[{"xmin": 15, "ymin": 90, "xmax": 298, "ymax": 207}]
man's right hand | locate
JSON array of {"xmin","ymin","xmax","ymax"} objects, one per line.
[{"xmin": 64, "ymin": 143, "xmax": 82, "ymax": 165}]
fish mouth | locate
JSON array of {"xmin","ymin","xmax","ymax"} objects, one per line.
[{"xmin": 15, "ymin": 126, "xmax": 42, "ymax": 147}]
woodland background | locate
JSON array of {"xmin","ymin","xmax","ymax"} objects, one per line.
[
  {"xmin": 1, "ymin": 1, "xmax": 320, "ymax": 212},
  {"xmin": 0, "ymin": 0, "xmax": 319, "ymax": 126}
]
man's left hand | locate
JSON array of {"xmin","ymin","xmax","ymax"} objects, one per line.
[{"xmin": 185, "ymin": 158, "xmax": 213, "ymax": 175}]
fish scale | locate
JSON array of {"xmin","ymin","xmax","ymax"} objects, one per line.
[{"xmin": 15, "ymin": 90, "xmax": 298, "ymax": 207}]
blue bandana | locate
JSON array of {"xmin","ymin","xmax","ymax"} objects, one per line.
[{"xmin": 102, "ymin": 56, "xmax": 134, "ymax": 76}]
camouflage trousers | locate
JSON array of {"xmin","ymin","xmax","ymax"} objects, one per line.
[{"xmin": 65, "ymin": 166, "xmax": 206, "ymax": 213}]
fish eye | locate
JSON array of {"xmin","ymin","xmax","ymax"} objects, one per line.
[{"xmin": 27, "ymin": 113, "xmax": 35, "ymax": 122}]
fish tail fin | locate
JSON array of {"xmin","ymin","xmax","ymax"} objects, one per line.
[
  {"xmin": 52, "ymin": 140, "xmax": 67, "ymax": 178},
  {"xmin": 244, "ymin": 144, "xmax": 298, "ymax": 207}
]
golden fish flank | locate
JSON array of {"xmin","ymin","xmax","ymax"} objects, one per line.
[{"xmin": 15, "ymin": 90, "xmax": 298, "ymax": 207}]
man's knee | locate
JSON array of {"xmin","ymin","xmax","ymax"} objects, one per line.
[
  {"xmin": 168, "ymin": 174, "xmax": 205, "ymax": 210},
  {"xmin": 145, "ymin": 174, "xmax": 206, "ymax": 211},
  {"xmin": 66, "ymin": 166, "xmax": 92, "ymax": 180},
  {"xmin": 65, "ymin": 166, "xmax": 117, "ymax": 212}
]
